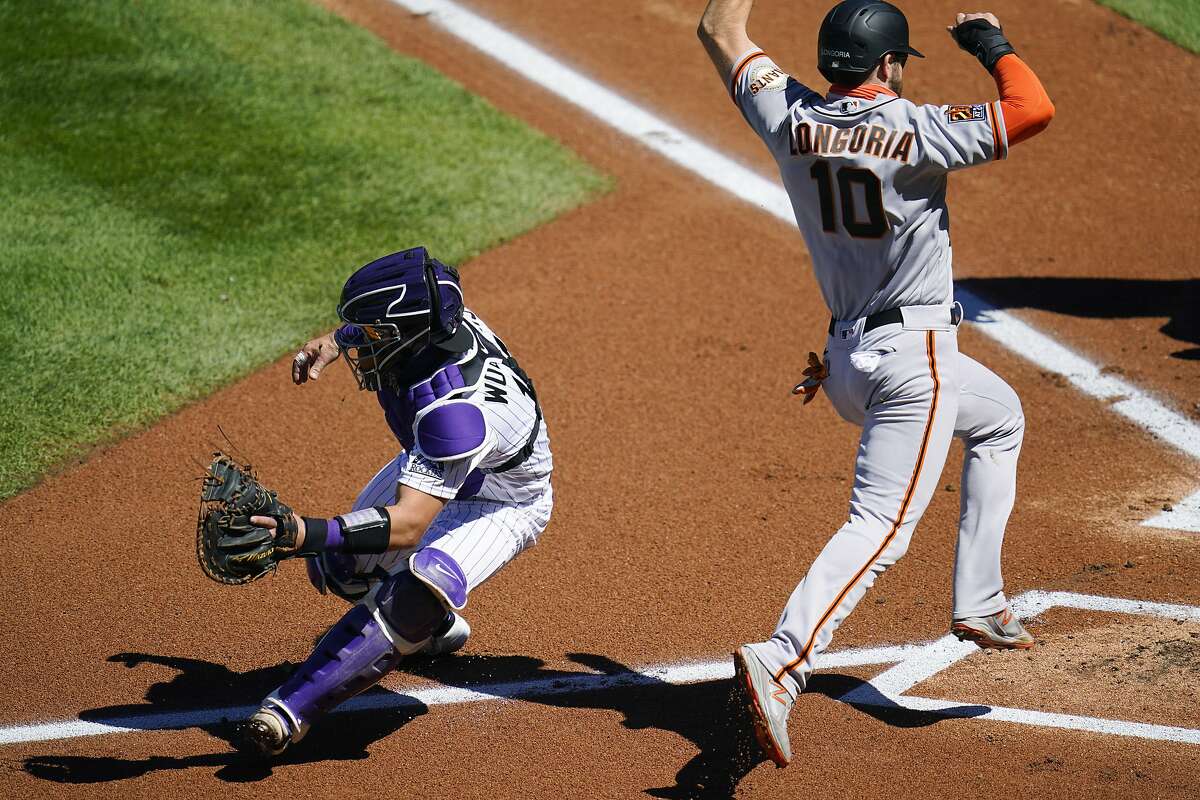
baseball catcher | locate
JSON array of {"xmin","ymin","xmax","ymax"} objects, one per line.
[{"xmin": 212, "ymin": 247, "xmax": 553, "ymax": 757}]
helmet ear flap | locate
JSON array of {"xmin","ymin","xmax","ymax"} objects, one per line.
[
  {"xmin": 423, "ymin": 258, "xmax": 463, "ymax": 342},
  {"xmin": 423, "ymin": 259, "xmax": 444, "ymax": 338}
]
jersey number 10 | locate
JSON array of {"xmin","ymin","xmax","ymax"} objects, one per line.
[{"xmin": 810, "ymin": 160, "xmax": 888, "ymax": 238}]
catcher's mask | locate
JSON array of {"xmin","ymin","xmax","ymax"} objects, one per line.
[
  {"xmin": 335, "ymin": 246, "xmax": 466, "ymax": 392},
  {"xmin": 817, "ymin": 0, "xmax": 923, "ymax": 86}
]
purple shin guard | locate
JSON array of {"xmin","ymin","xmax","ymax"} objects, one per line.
[
  {"xmin": 264, "ymin": 603, "xmax": 401, "ymax": 740},
  {"xmin": 265, "ymin": 563, "xmax": 461, "ymax": 739}
]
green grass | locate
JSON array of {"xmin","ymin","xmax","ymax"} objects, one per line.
[
  {"xmin": 0, "ymin": 0, "xmax": 608, "ymax": 499},
  {"xmin": 1096, "ymin": 0, "xmax": 1200, "ymax": 52}
]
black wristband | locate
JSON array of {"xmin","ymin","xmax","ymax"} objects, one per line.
[
  {"xmin": 953, "ymin": 19, "xmax": 1016, "ymax": 72},
  {"xmin": 334, "ymin": 506, "xmax": 392, "ymax": 554},
  {"xmin": 297, "ymin": 517, "xmax": 329, "ymax": 555}
]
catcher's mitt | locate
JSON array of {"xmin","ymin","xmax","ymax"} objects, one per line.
[{"xmin": 196, "ymin": 453, "xmax": 298, "ymax": 585}]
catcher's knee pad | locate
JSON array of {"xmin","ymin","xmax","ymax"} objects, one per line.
[
  {"xmin": 409, "ymin": 547, "xmax": 468, "ymax": 610},
  {"xmin": 371, "ymin": 548, "xmax": 468, "ymax": 646}
]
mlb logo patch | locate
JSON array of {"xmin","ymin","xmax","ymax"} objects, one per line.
[{"xmin": 946, "ymin": 104, "xmax": 987, "ymax": 124}]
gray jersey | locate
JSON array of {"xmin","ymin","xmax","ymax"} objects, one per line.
[{"xmin": 731, "ymin": 50, "xmax": 1008, "ymax": 320}]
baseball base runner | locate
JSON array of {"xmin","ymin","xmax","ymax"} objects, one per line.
[{"xmin": 698, "ymin": 0, "xmax": 1055, "ymax": 767}]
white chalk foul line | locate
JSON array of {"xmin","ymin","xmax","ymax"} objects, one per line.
[
  {"xmin": 3, "ymin": 591, "xmax": 1199, "ymax": 748},
  {"xmin": 0, "ymin": 641, "xmax": 911, "ymax": 747},
  {"xmin": 388, "ymin": 0, "xmax": 1200, "ymax": 533}
]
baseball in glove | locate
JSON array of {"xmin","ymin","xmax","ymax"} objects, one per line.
[{"xmin": 196, "ymin": 453, "xmax": 299, "ymax": 585}]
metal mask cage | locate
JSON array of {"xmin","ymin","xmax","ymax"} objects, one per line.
[{"xmin": 335, "ymin": 321, "xmax": 431, "ymax": 391}]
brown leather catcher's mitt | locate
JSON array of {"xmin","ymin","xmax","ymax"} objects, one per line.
[{"xmin": 196, "ymin": 453, "xmax": 298, "ymax": 585}]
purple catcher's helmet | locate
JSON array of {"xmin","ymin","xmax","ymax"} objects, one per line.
[{"xmin": 334, "ymin": 247, "xmax": 465, "ymax": 391}]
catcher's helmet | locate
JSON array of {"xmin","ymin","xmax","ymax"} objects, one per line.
[
  {"xmin": 335, "ymin": 246, "xmax": 465, "ymax": 391},
  {"xmin": 817, "ymin": 1, "xmax": 923, "ymax": 85}
]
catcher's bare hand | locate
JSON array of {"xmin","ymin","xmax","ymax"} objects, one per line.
[
  {"xmin": 947, "ymin": 12, "xmax": 1000, "ymax": 36},
  {"xmin": 293, "ymin": 332, "xmax": 340, "ymax": 384},
  {"xmin": 250, "ymin": 513, "xmax": 306, "ymax": 554}
]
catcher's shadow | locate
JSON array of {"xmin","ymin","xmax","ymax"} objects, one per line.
[
  {"xmin": 403, "ymin": 652, "xmax": 764, "ymax": 798},
  {"xmin": 21, "ymin": 652, "xmax": 427, "ymax": 784}
]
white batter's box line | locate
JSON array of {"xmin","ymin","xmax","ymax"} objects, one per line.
[
  {"xmin": 383, "ymin": 0, "xmax": 1200, "ymax": 534},
  {"xmin": 854, "ymin": 589, "xmax": 1200, "ymax": 746},
  {"xmin": 872, "ymin": 588, "xmax": 1200, "ymax": 700},
  {"xmin": 3, "ymin": 590, "xmax": 1200, "ymax": 749},
  {"xmin": 1140, "ymin": 489, "xmax": 1200, "ymax": 533}
]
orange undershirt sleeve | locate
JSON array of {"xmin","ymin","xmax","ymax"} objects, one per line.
[{"xmin": 992, "ymin": 54, "xmax": 1055, "ymax": 146}]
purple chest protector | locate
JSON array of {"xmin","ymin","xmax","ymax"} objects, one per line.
[{"xmin": 376, "ymin": 365, "xmax": 485, "ymax": 499}]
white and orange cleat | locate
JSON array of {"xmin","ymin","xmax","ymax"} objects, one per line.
[
  {"xmin": 952, "ymin": 607, "xmax": 1035, "ymax": 650},
  {"xmin": 732, "ymin": 645, "xmax": 793, "ymax": 768}
]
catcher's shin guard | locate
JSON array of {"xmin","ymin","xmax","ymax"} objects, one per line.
[
  {"xmin": 261, "ymin": 606, "xmax": 413, "ymax": 743},
  {"xmin": 262, "ymin": 561, "xmax": 463, "ymax": 744}
]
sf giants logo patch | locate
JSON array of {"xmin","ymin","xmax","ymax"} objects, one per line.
[
  {"xmin": 945, "ymin": 104, "xmax": 986, "ymax": 124},
  {"xmin": 748, "ymin": 63, "xmax": 787, "ymax": 95}
]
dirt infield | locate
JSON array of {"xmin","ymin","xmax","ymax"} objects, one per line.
[{"xmin": 2, "ymin": 0, "xmax": 1198, "ymax": 797}]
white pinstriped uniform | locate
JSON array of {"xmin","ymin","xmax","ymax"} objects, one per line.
[
  {"xmin": 729, "ymin": 49, "xmax": 1026, "ymax": 700},
  {"xmin": 350, "ymin": 311, "xmax": 553, "ymax": 593}
]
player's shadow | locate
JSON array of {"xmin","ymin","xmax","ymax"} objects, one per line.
[
  {"xmin": 21, "ymin": 652, "xmax": 427, "ymax": 784},
  {"xmin": 22, "ymin": 650, "xmax": 987, "ymax": 795},
  {"xmin": 402, "ymin": 653, "xmax": 988, "ymax": 799},
  {"xmin": 957, "ymin": 277, "xmax": 1200, "ymax": 360}
]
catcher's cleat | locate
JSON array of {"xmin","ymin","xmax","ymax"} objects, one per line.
[
  {"xmin": 733, "ymin": 645, "xmax": 793, "ymax": 768},
  {"xmin": 240, "ymin": 708, "xmax": 293, "ymax": 757},
  {"xmin": 952, "ymin": 607, "xmax": 1035, "ymax": 650},
  {"xmin": 422, "ymin": 611, "xmax": 471, "ymax": 657}
]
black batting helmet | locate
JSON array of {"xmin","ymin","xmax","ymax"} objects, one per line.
[{"xmin": 817, "ymin": 1, "xmax": 924, "ymax": 85}]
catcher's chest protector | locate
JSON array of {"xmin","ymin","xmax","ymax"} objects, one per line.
[{"xmin": 376, "ymin": 313, "xmax": 542, "ymax": 486}]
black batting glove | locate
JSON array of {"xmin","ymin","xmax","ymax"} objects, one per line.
[{"xmin": 953, "ymin": 19, "xmax": 1016, "ymax": 72}]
